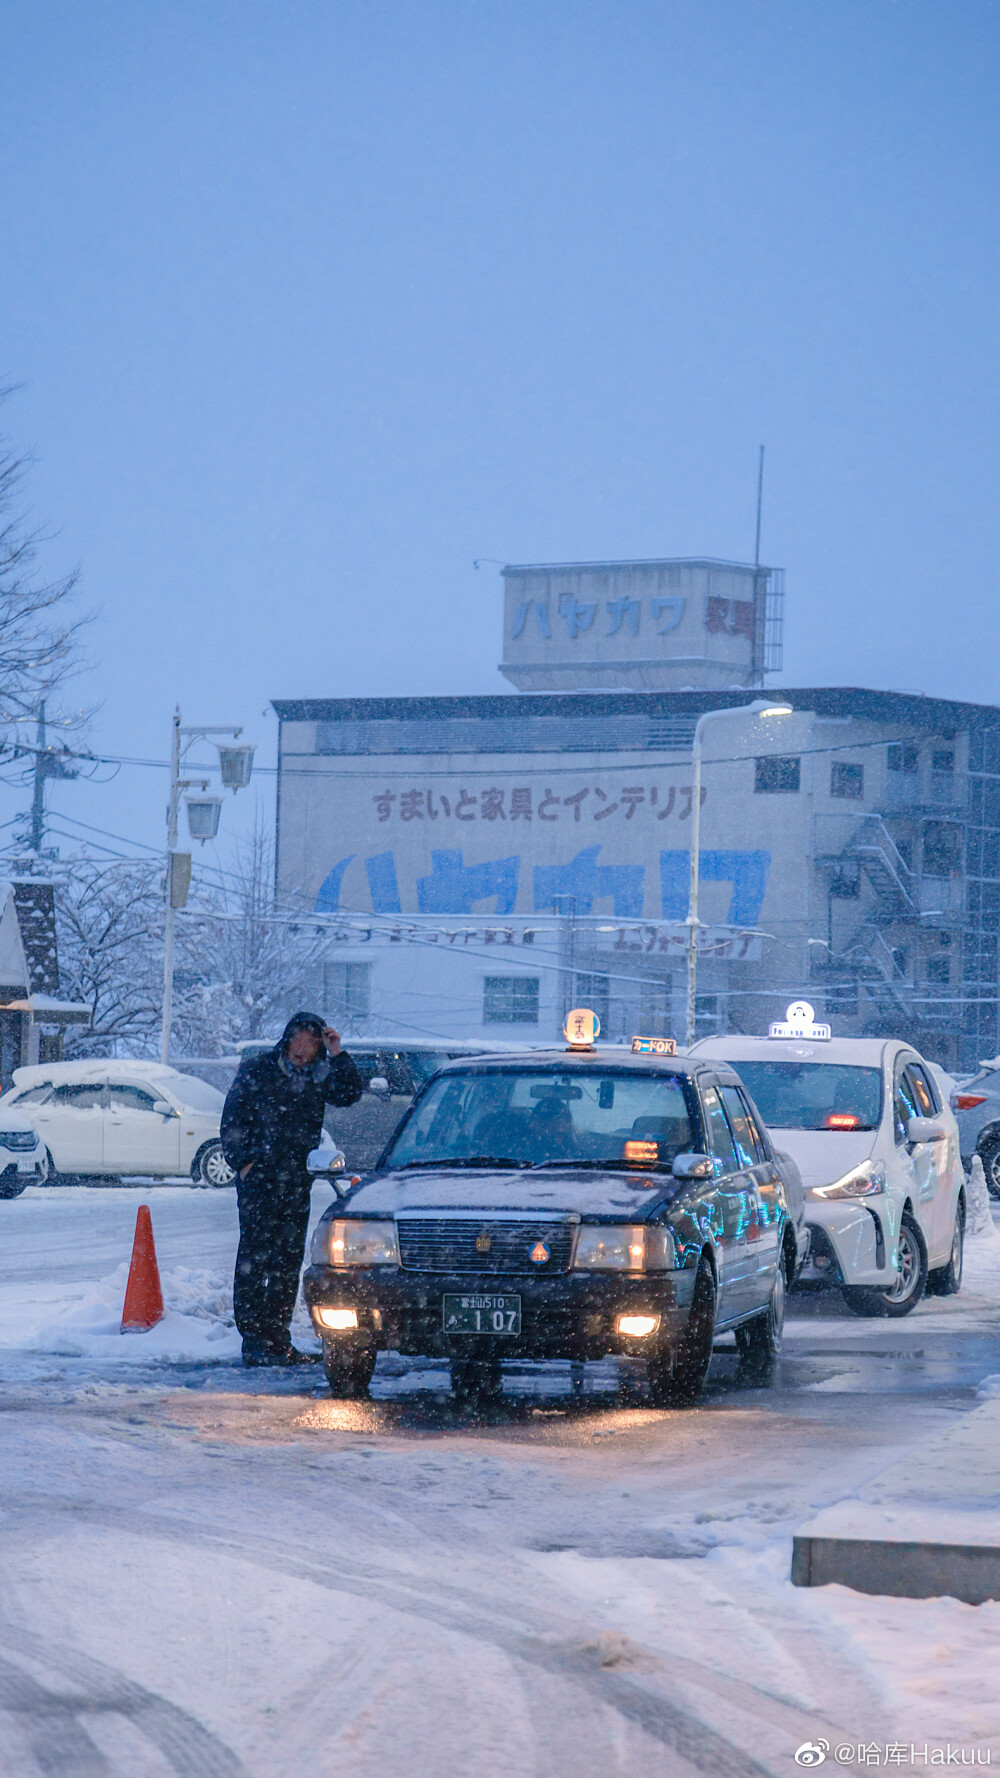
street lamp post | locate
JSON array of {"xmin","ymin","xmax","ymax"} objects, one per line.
[
  {"xmin": 684, "ymin": 699, "xmax": 792, "ymax": 1049},
  {"xmin": 161, "ymin": 707, "xmax": 254, "ymax": 1063}
]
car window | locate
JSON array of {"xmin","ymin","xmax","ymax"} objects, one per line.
[
  {"xmin": 386, "ymin": 1066, "xmax": 697, "ymax": 1171},
  {"xmin": 378, "ymin": 1051, "xmax": 416, "ymax": 1095},
  {"xmin": 349, "ymin": 1052, "xmax": 381, "ymax": 1087},
  {"xmin": 906, "ymin": 1064, "xmax": 939, "ymax": 1116},
  {"xmin": 108, "ymin": 1085, "xmax": 159, "ymax": 1112},
  {"xmin": 11, "ymin": 1086, "xmax": 52, "ymax": 1104},
  {"xmin": 720, "ymin": 1085, "xmax": 763, "ymax": 1168},
  {"xmin": 731, "ymin": 1061, "xmax": 882, "ymax": 1131},
  {"xmin": 700, "ymin": 1084, "xmax": 741, "ymax": 1177},
  {"xmin": 894, "ymin": 1071, "xmax": 921, "ymax": 1144},
  {"xmin": 51, "ymin": 1084, "xmax": 104, "ymax": 1109},
  {"xmin": 736, "ymin": 1088, "xmax": 771, "ymax": 1162}
]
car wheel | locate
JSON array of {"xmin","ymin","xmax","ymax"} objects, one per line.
[
  {"xmin": 928, "ymin": 1198, "xmax": 965, "ymax": 1297},
  {"xmin": 978, "ymin": 1134, "xmax": 1000, "ymax": 1200},
  {"xmin": 735, "ymin": 1264, "xmax": 785, "ymax": 1386},
  {"xmin": 0, "ymin": 1171, "xmax": 28, "ymax": 1198},
  {"xmin": 450, "ymin": 1358, "xmax": 504, "ymax": 1402},
  {"xmin": 646, "ymin": 1256, "xmax": 717, "ymax": 1407},
  {"xmin": 322, "ymin": 1344, "xmax": 376, "ymax": 1398},
  {"xmin": 192, "ymin": 1140, "xmax": 235, "ymax": 1189},
  {"xmin": 842, "ymin": 1210, "xmax": 928, "ymax": 1318}
]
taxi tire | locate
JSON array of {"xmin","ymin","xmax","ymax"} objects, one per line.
[
  {"xmin": 841, "ymin": 1210, "xmax": 928, "ymax": 1318},
  {"xmin": 735, "ymin": 1264, "xmax": 785, "ymax": 1386},
  {"xmin": 192, "ymin": 1140, "xmax": 235, "ymax": 1189},
  {"xmin": 927, "ymin": 1197, "xmax": 965, "ymax": 1297},
  {"xmin": 323, "ymin": 1345, "xmax": 376, "ymax": 1398},
  {"xmin": 451, "ymin": 1358, "xmax": 504, "ymax": 1402},
  {"xmin": 645, "ymin": 1257, "xmax": 716, "ymax": 1408}
]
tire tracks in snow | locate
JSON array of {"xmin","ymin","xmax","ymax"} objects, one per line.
[{"xmin": 1, "ymin": 1491, "xmax": 880, "ymax": 1777}]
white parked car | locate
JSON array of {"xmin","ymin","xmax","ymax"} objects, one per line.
[
  {"xmin": 0, "ymin": 1105, "xmax": 48, "ymax": 1198},
  {"xmin": 689, "ymin": 1004, "xmax": 965, "ymax": 1316},
  {"xmin": 2, "ymin": 1061, "xmax": 235, "ymax": 1186}
]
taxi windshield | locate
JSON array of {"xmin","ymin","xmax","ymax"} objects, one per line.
[
  {"xmin": 734, "ymin": 1061, "xmax": 882, "ymax": 1132},
  {"xmin": 385, "ymin": 1067, "xmax": 697, "ymax": 1171}
]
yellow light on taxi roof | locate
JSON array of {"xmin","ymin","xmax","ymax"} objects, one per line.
[{"xmin": 564, "ymin": 1007, "xmax": 600, "ymax": 1048}]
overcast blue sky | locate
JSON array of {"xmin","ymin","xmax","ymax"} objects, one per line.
[{"xmin": 1, "ymin": 1, "xmax": 998, "ymax": 862}]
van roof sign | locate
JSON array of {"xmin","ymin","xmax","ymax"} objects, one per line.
[{"xmin": 768, "ymin": 1000, "xmax": 832, "ymax": 1041}]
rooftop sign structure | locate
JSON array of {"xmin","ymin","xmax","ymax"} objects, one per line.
[
  {"xmin": 499, "ymin": 558, "xmax": 784, "ymax": 694},
  {"xmin": 768, "ymin": 1000, "xmax": 832, "ymax": 1041}
]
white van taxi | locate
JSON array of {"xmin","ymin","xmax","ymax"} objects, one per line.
[{"xmin": 689, "ymin": 1003, "xmax": 965, "ymax": 1317}]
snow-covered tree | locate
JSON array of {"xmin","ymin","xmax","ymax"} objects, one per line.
[{"xmin": 55, "ymin": 859, "xmax": 163, "ymax": 1056}]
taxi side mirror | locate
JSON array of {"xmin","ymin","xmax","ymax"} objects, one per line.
[
  {"xmin": 367, "ymin": 1076, "xmax": 390, "ymax": 1095},
  {"xmin": 152, "ymin": 1100, "xmax": 178, "ymax": 1117},
  {"xmin": 672, "ymin": 1152, "xmax": 715, "ymax": 1180},
  {"xmin": 907, "ymin": 1116, "xmax": 947, "ymax": 1145}
]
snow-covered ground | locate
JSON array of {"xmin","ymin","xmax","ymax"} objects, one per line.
[{"xmin": 2, "ymin": 1182, "xmax": 1000, "ymax": 1775}]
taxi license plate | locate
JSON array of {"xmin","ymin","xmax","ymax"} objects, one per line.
[{"xmin": 442, "ymin": 1293, "xmax": 521, "ymax": 1336}]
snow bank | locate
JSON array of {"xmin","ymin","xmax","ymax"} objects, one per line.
[{"xmin": 22, "ymin": 1261, "xmax": 242, "ymax": 1364}]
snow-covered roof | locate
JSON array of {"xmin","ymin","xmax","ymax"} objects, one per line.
[{"xmin": 12, "ymin": 1058, "xmax": 191, "ymax": 1088}]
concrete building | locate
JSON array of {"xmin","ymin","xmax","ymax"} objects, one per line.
[
  {"xmin": 0, "ymin": 879, "xmax": 89, "ymax": 1085},
  {"xmin": 273, "ymin": 685, "xmax": 1000, "ymax": 1071}
]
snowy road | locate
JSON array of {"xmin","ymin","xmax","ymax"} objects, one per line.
[{"xmin": 2, "ymin": 1185, "xmax": 1000, "ymax": 1775}]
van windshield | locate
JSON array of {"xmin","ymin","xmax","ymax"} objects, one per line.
[
  {"xmin": 385, "ymin": 1067, "xmax": 697, "ymax": 1171},
  {"xmin": 734, "ymin": 1061, "xmax": 882, "ymax": 1132}
]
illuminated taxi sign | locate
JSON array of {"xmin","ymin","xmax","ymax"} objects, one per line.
[
  {"xmin": 768, "ymin": 1000, "xmax": 832, "ymax": 1041},
  {"xmin": 631, "ymin": 1035, "xmax": 677, "ymax": 1056},
  {"xmin": 564, "ymin": 1007, "xmax": 600, "ymax": 1048}
]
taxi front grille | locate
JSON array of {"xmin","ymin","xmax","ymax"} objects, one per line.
[{"xmin": 396, "ymin": 1219, "xmax": 574, "ymax": 1274}]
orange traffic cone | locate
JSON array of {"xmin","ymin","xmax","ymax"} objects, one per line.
[{"xmin": 121, "ymin": 1204, "xmax": 165, "ymax": 1333}]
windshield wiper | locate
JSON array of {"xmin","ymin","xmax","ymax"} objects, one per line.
[
  {"xmin": 528, "ymin": 1159, "xmax": 668, "ymax": 1173},
  {"xmin": 394, "ymin": 1156, "xmax": 532, "ymax": 1171}
]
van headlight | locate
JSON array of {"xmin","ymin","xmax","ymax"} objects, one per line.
[
  {"xmin": 808, "ymin": 1161, "xmax": 886, "ymax": 1201},
  {"xmin": 321, "ymin": 1219, "xmax": 399, "ymax": 1266},
  {"xmin": 572, "ymin": 1225, "xmax": 676, "ymax": 1271}
]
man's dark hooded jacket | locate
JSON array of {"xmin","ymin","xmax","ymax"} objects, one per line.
[{"xmin": 221, "ymin": 1013, "xmax": 363, "ymax": 1178}]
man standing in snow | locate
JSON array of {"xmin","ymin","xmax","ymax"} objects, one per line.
[{"xmin": 221, "ymin": 1012, "xmax": 364, "ymax": 1366}]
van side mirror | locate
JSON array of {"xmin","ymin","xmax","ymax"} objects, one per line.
[
  {"xmin": 152, "ymin": 1100, "xmax": 178, "ymax": 1117},
  {"xmin": 367, "ymin": 1076, "xmax": 390, "ymax": 1095},
  {"xmin": 672, "ymin": 1151, "xmax": 715, "ymax": 1180},
  {"xmin": 907, "ymin": 1116, "xmax": 947, "ymax": 1144}
]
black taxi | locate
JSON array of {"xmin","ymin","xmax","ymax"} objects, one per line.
[{"xmin": 303, "ymin": 1028, "xmax": 803, "ymax": 1406}]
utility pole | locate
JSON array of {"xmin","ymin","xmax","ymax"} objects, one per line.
[
  {"xmin": 161, "ymin": 709, "xmax": 254, "ymax": 1062},
  {"xmin": 30, "ymin": 702, "xmax": 47, "ymax": 852}
]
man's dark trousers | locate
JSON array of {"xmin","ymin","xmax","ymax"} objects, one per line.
[{"xmin": 234, "ymin": 1168, "xmax": 312, "ymax": 1354}]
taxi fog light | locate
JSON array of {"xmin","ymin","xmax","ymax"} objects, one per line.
[
  {"xmin": 323, "ymin": 1219, "xmax": 400, "ymax": 1266},
  {"xmin": 616, "ymin": 1313, "xmax": 660, "ymax": 1338},
  {"xmin": 317, "ymin": 1307, "xmax": 358, "ymax": 1331},
  {"xmin": 808, "ymin": 1161, "xmax": 886, "ymax": 1201}
]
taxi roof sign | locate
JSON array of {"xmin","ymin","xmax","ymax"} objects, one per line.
[
  {"xmin": 768, "ymin": 1000, "xmax": 832, "ymax": 1041},
  {"xmin": 564, "ymin": 1007, "xmax": 600, "ymax": 1048},
  {"xmin": 631, "ymin": 1035, "xmax": 677, "ymax": 1056}
]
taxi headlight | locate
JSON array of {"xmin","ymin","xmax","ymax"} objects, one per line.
[
  {"xmin": 323, "ymin": 1219, "xmax": 399, "ymax": 1266},
  {"xmin": 808, "ymin": 1161, "xmax": 886, "ymax": 1201},
  {"xmin": 572, "ymin": 1225, "xmax": 676, "ymax": 1271}
]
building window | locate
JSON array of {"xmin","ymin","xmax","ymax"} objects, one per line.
[
  {"xmin": 323, "ymin": 961, "xmax": 371, "ymax": 1026},
  {"xmin": 931, "ymin": 748, "xmax": 955, "ymax": 774},
  {"xmin": 574, "ymin": 973, "xmax": 611, "ymax": 1033},
  {"xmin": 888, "ymin": 743, "xmax": 919, "ymax": 773},
  {"xmin": 754, "ymin": 755, "xmax": 800, "ymax": 794},
  {"xmin": 831, "ymin": 762, "xmax": 864, "ymax": 799},
  {"xmin": 927, "ymin": 956, "xmax": 951, "ymax": 984},
  {"xmin": 483, "ymin": 976, "xmax": 540, "ymax": 1024},
  {"xmin": 923, "ymin": 822, "xmax": 962, "ymax": 875}
]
